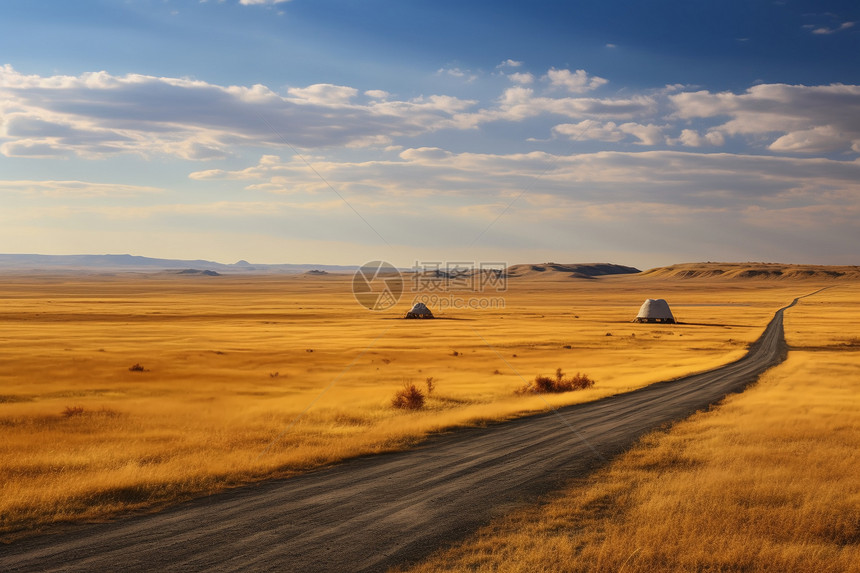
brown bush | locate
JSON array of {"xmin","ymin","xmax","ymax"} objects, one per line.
[
  {"xmin": 392, "ymin": 383, "xmax": 425, "ymax": 410},
  {"xmin": 129, "ymin": 363, "xmax": 146, "ymax": 372},
  {"xmin": 62, "ymin": 405, "xmax": 86, "ymax": 417},
  {"xmin": 517, "ymin": 368, "xmax": 595, "ymax": 394}
]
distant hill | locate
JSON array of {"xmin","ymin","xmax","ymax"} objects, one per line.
[
  {"xmin": 175, "ymin": 269, "xmax": 221, "ymax": 276},
  {"xmin": 504, "ymin": 263, "xmax": 641, "ymax": 279},
  {"xmin": 0, "ymin": 254, "xmax": 359, "ymax": 274},
  {"xmin": 640, "ymin": 262, "xmax": 860, "ymax": 280}
]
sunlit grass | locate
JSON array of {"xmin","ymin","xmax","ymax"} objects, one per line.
[
  {"xmin": 0, "ymin": 272, "xmax": 832, "ymax": 538},
  {"xmin": 397, "ymin": 283, "xmax": 860, "ymax": 573}
]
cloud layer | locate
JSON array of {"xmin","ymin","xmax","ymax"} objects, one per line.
[
  {"xmin": 4, "ymin": 65, "xmax": 859, "ymax": 159},
  {"xmin": 2, "ymin": 64, "xmax": 859, "ymax": 265}
]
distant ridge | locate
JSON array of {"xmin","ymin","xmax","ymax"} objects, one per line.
[
  {"xmin": 0, "ymin": 254, "xmax": 359, "ymax": 274},
  {"xmin": 641, "ymin": 262, "xmax": 860, "ymax": 280},
  {"xmin": 504, "ymin": 262, "xmax": 641, "ymax": 279}
]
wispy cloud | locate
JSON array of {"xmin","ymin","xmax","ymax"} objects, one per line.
[
  {"xmin": 436, "ymin": 66, "xmax": 478, "ymax": 82},
  {"xmin": 809, "ymin": 21, "xmax": 854, "ymax": 34},
  {"xmin": 189, "ymin": 149, "xmax": 860, "ymax": 211},
  {"xmin": 0, "ymin": 179, "xmax": 163, "ymax": 197},
  {"xmin": 552, "ymin": 120, "xmax": 665, "ymax": 145},
  {"xmin": 180, "ymin": 148, "xmax": 860, "ymax": 261}
]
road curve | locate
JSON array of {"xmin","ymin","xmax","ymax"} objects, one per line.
[{"xmin": 1, "ymin": 297, "xmax": 804, "ymax": 572}]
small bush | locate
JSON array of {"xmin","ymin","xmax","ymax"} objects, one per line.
[
  {"xmin": 392, "ymin": 383, "xmax": 425, "ymax": 410},
  {"xmin": 568, "ymin": 371, "xmax": 596, "ymax": 390},
  {"xmin": 129, "ymin": 363, "xmax": 147, "ymax": 372},
  {"xmin": 517, "ymin": 368, "xmax": 595, "ymax": 394},
  {"xmin": 63, "ymin": 406, "xmax": 86, "ymax": 417},
  {"xmin": 425, "ymin": 377, "xmax": 435, "ymax": 395}
]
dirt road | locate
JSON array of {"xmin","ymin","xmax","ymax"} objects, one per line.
[{"xmin": 0, "ymin": 298, "xmax": 799, "ymax": 572}]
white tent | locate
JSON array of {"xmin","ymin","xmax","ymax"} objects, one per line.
[
  {"xmin": 634, "ymin": 298, "xmax": 675, "ymax": 323},
  {"xmin": 405, "ymin": 302, "xmax": 434, "ymax": 319}
]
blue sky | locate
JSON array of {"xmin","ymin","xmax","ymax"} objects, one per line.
[{"xmin": 1, "ymin": 0, "xmax": 858, "ymax": 268}]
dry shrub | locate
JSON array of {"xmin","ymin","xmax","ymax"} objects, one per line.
[
  {"xmin": 425, "ymin": 377, "xmax": 436, "ymax": 395},
  {"xmin": 392, "ymin": 383, "xmax": 426, "ymax": 410},
  {"xmin": 128, "ymin": 363, "xmax": 146, "ymax": 372},
  {"xmin": 62, "ymin": 406, "xmax": 86, "ymax": 417},
  {"xmin": 517, "ymin": 368, "xmax": 595, "ymax": 394}
]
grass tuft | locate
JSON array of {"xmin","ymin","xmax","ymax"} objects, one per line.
[
  {"xmin": 62, "ymin": 405, "xmax": 86, "ymax": 417},
  {"xmin": 392, "ymin": 383, "xmax": 426, "ymax": 410},
  {"xmin": 517, "ymin": 368, "xmax": 595, "ymax": 394}
]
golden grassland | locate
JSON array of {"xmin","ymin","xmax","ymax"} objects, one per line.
[
  {"xmin": 397, "ymin": 283, "xmax": 860, "ymax": 573},
  {"xmin": 0, "ymin": 271, "xmax": 843, "ymax": 539}
]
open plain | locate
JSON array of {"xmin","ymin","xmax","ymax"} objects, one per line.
[{"xmin": 0, "ymin": 266, "xmax": 857, "ymax": 570}]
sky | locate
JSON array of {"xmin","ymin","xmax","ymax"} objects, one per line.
[{"xmin": 1, "ymin": 0, "xmax": 859, "ymax": 269}]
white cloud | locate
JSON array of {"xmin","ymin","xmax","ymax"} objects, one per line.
[
  {"xmin": 287, "ymin": 84, "xmax": 358, "ymax": 105},
  {"xmin": 672, "ymin": 129, "xmax": 725, "ymax": 147},
  {"xmin": 769, "ymin": 125, "xmax": 851, "ymax": 153},
  {"xmin": 364, "ymin": 89, "xmax": 389, "ymax": 100},
  {"xmin": 617, "ymin": 122, "xmax": 664, "ymax": 145},
  {"xmin": 507, "ymin": 72, "xmax": 534, "ymax": 85},
  {"xmin": 545, "ymin": 68, "xmax": 608, "ymax": 93},
  {"xmin": 0, "ymin": 179, "xmax": 163, "ymax": 197},
  {"xmin": 553, "ymin": 120, "xmax": 665, "ymax": 145},
  {"xmin": 2, "ymin": 65, "xmax": 655, "ymax": 156},
  {"xmin": 0, "ymin": 65, "xmax": 478, "ymax": 156},
  {"xmin": 3, "ymin": 65, "xmax": 858, "ymax": 163},
  {"xmin": 497, "ymin": 59, "xmax": 523, "ymax": 68},
  {"xmin": 462, "ymin": 86, "xmax": 657, "ymax": 127},
  {"xmin": 553, "ymin": 121, "xmax": 626, "ymax": 143},
  {"xmin": 670, "ymin": 83, "xmax": 860, "ymax": 153}
]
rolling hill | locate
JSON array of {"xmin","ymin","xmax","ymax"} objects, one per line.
[{"xmin": 640, "ymin": 262, "xmax": 860, "ymax": 280}]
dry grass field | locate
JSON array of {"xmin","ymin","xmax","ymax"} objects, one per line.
[
  {"xmin": 397, "ymin": 282, "xmax": 860, "ymax": 573},
  {"xmin": 0, "ymin": 268, "xmax": 848, "ymax": 540}
]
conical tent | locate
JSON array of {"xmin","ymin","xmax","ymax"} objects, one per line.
[
  {"xmin": 405, "ymin": 302, "xmax": 434, "ymax": 319},
  {"xmin": 634, "ymin": 298, "xmax": 675, "ymax": 323}
]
